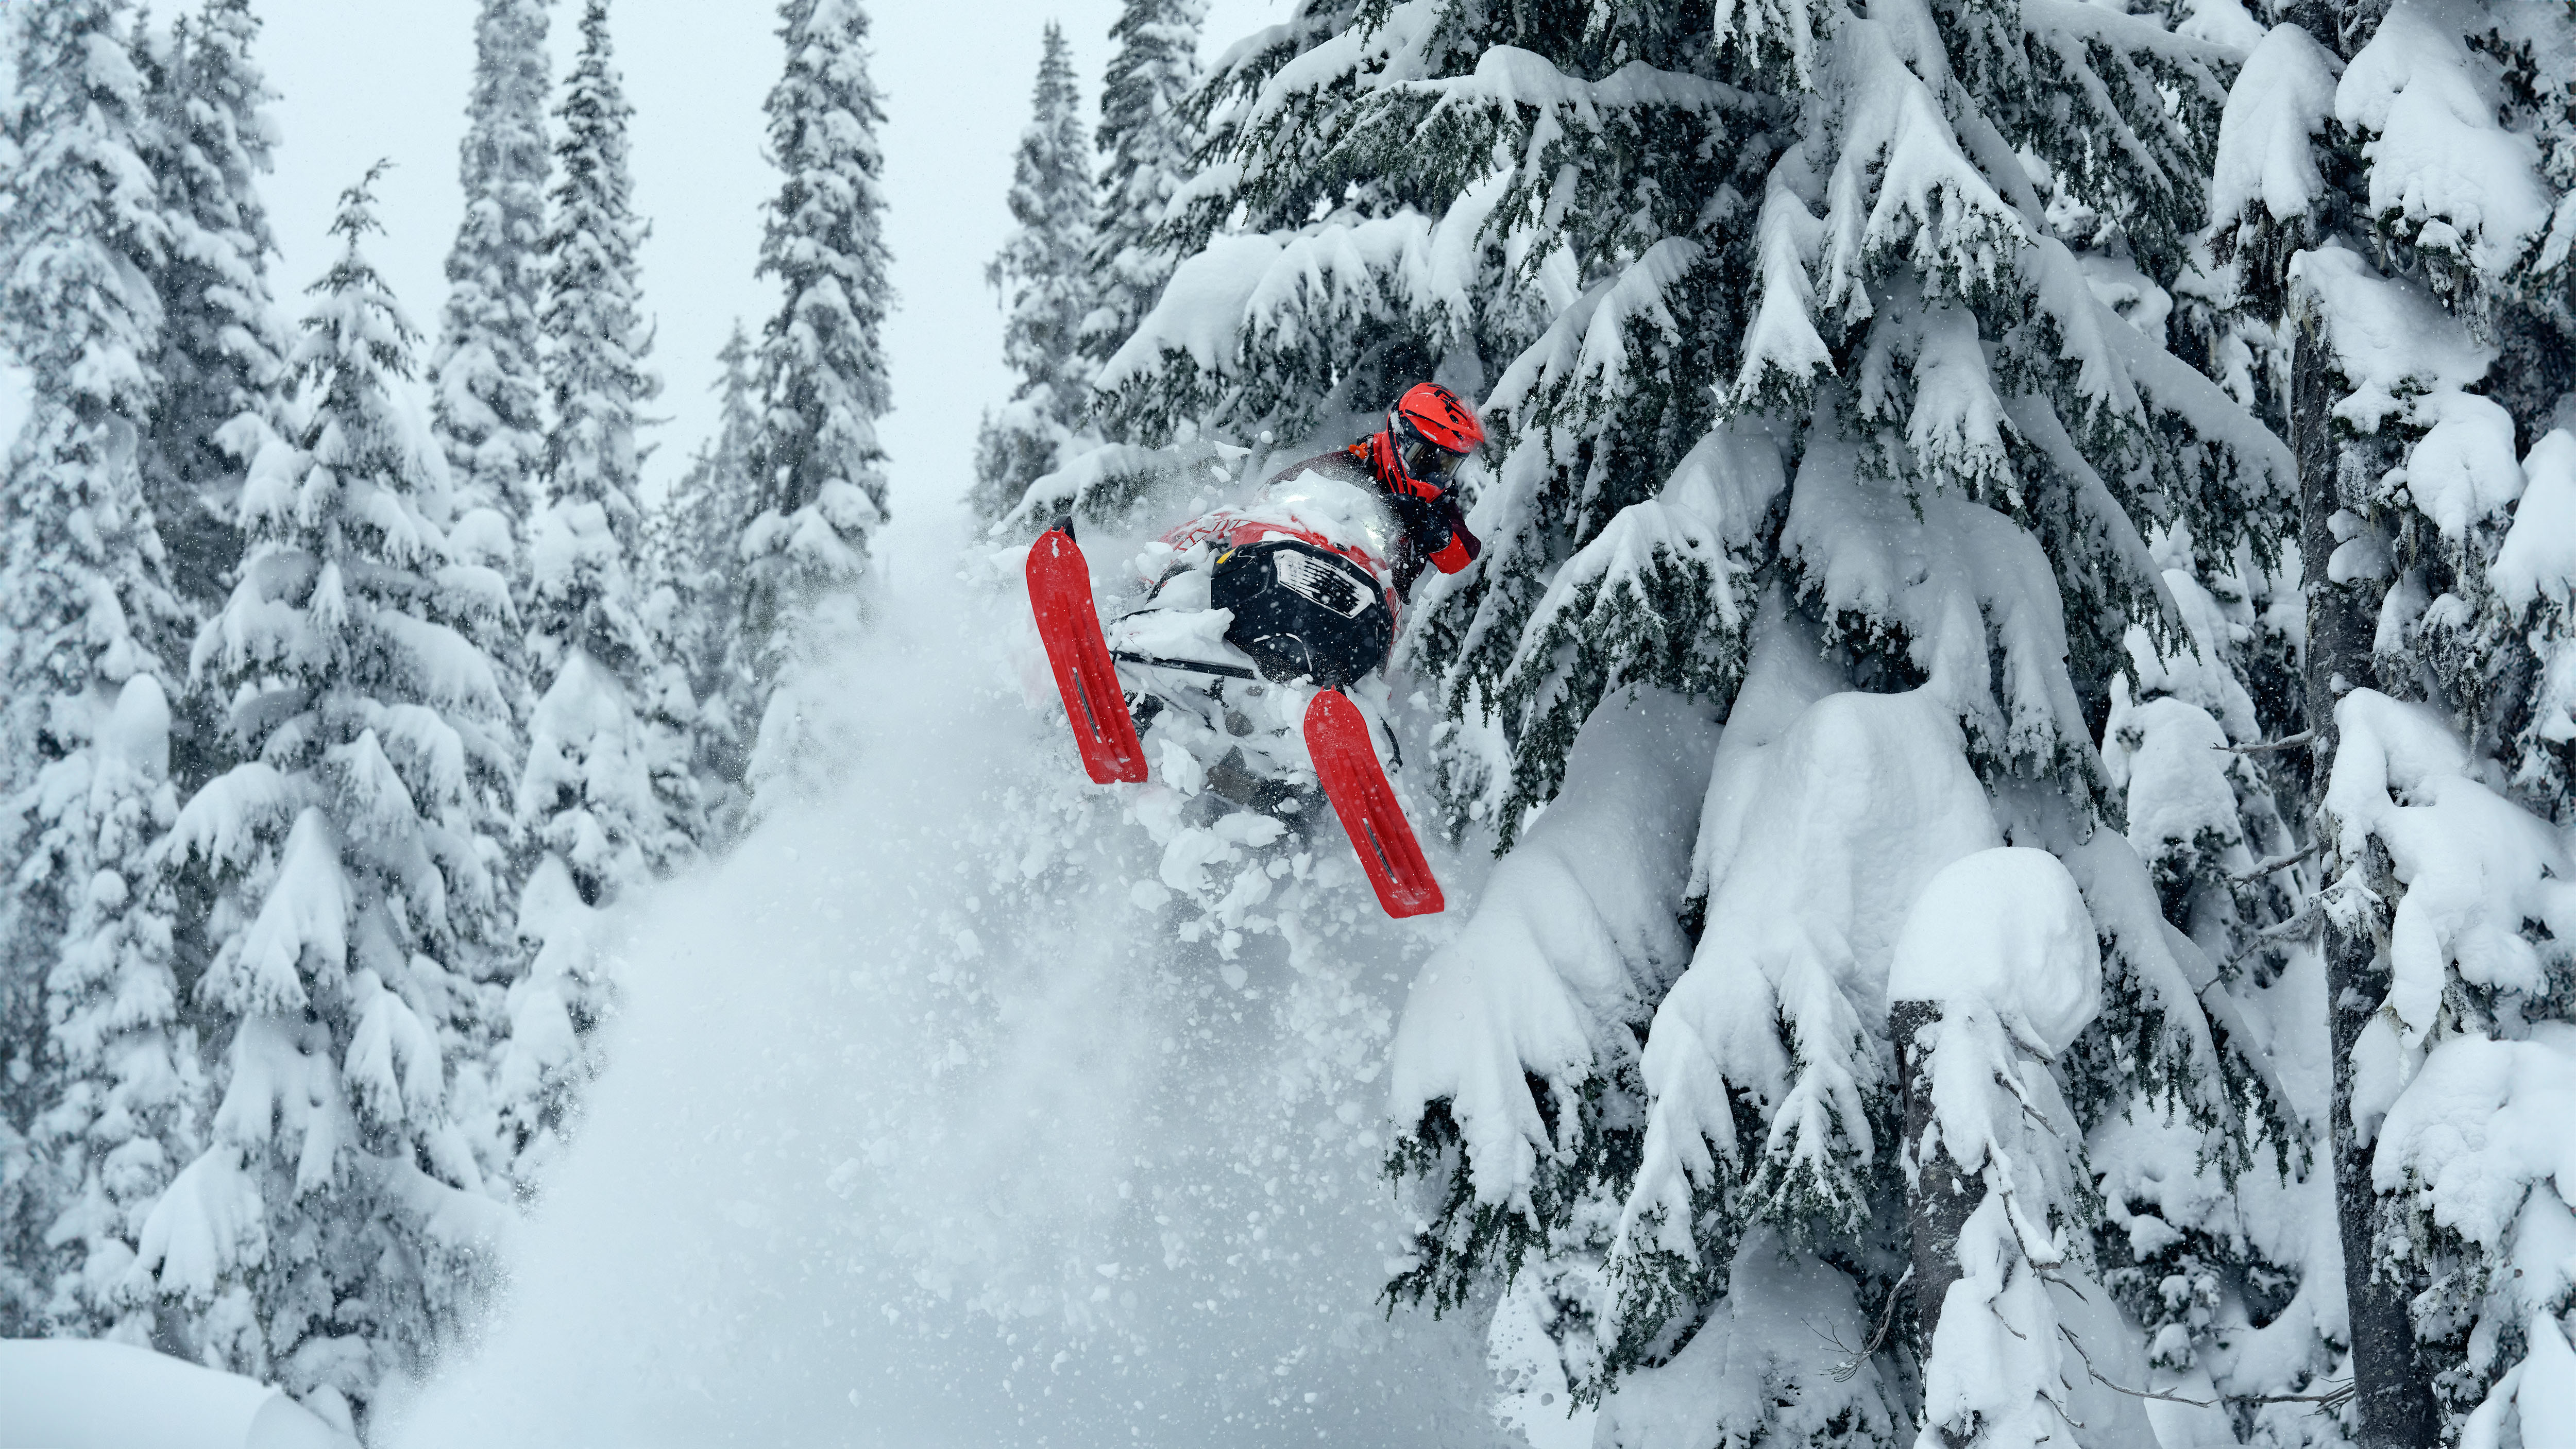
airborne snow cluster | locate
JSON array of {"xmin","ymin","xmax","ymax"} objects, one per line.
[{"xmin": 4, "ymin": 2, "xmax": 2574, "ymax": 1448}]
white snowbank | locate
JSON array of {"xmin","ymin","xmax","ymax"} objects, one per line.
[{"xmin": 0, "ymin": 1339, "xmax": 355, "ymax": 1449}]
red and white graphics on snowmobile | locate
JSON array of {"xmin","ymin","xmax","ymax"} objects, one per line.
[
  {"xmin": 1147, "ymin": 475, "xmax": 1404, "ymax": 691},
  {"xmin": 1023, "ymin": 471, "xmax": 1444, "ymax": 919}
]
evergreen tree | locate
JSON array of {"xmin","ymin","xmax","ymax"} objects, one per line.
[
  {"xmin": 135, "ymin": 172, "xmax": 514, "ymax": 1425},
  {"xmin": 1092, "ymin": 2, "xmax": 1554, "ymax": 462},
  {"xmin": 426, "ymin": 0, "xmax": 549, "ymax": 1123},
  {"xmin": 31, "ymin": 676, "xmax": 196, "ymax": 1344},
  {"xmin": 1062, "ymin": 2, "xmax": 1567, "ymax": 547},
  {"xmin": 649, "ymin": 320, "xmax": 759, "ymax": 832},
  {"xmin": 504, "ymin": 0, "xmax": 684, "ymax": 1191},
  {"xmin": 2208, "ymin": 4, "xmax": 2576, "ymax": 1441},
  {"xmin": 429, "ymin": 0, "xmax": 551, "ymax": 529},
  {"xmin": 736, "ymin": 0, "xmax": 892, "ymax": 796},
  {"xmin": 1120, "ymin": 3, "xmax": 2301, "ymax": 1441},
  {"xmin": 131, "ymin": 0, "xmax": 293, "ymax": 660},
  {"xmin": 970, "ymin": 23, "xmax": 1097, "ymax": 524},
  {"xmin": 0, "ymin": 0, "xmax": 192, "ymax": 1341},
  {"xmin": 1081, "ymin": 0, "xmax": 1204, "ymax": 389}
]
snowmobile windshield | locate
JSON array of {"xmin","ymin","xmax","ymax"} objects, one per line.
[{"xmin": 1260, "ymin": 473, "xmax": 1402, "ymax": 567}]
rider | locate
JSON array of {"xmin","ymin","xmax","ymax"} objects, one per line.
[{"xmin": 1265, "ymin": 383, "xmax": 1485, "ymax": 599}]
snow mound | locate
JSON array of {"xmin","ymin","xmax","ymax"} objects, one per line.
[
  {"xmin": 0, "ymin": 1339, "xmax": 356, "ymax": 1449},
  {"xmin": 1887, "ymin": 847, "xmax": 2103, "ymax": 1056}
]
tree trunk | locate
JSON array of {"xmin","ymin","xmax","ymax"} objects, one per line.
[
  {"xmin": 1894, "ymin": 999, "xmax": 1975, "ymax": 1371},
  {"xmin": 2295, "ymin": 312, "xmax": 2442, "ymax": 1449}
]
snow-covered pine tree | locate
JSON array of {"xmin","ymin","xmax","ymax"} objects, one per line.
[
  {"xmin": 1092, "ymin": 4, "xmax": 1771, "ymax": 834},
  {"xmin": 1057, "ymin": 0, "xmax": 1582, "ymax": 619},
  {"xmin": 30, "ymin": 676, "xmax": 195, "ymax": 1346},
  {"xmin": 131, "ymin": 0, "xmax": 293, "ymax": 670},
  {"xmin": 1081, "ymin": 0, "xmax": 1202, "ymax": 382},
  {"xmin": 429, "ymin": 0, "xmax": 551, "ymax": 530},
  {"xmin": 0, "ymin": 0, "xmax": 198, "ymax": 1343},
  {"xmin": 1108, "ymin": 2, "xmax": 2307, "ymax": 1439},
  {"xmin": 1093, "ymin": 2, "xmax": 1566, "ymax": 470},
  {"xmin": 135, "ymin": 171, "xmax": 514, "ymax": 1424},
  {"xmin": 970, "ymin": 23, "xmax": 1098, "ymax": 524},
  {"xmin": 2089, "ymin": 526, "xmax": 2347, "ymax": 1435},
  {"xmin": 1081, "ymin": 0, "xmax": 1203, "ymax": 411},
  {"xmin": 2208, "ymin": 4, "xmax": 2576, "ymax": 1441},
  {"xmin": 1566, "ymin": 0, "xmax": 2302, "ymax": 1418},
  {"xmin": 427, "ymin": 0, "xmax": 552, "ymax": 1141},
  {"xmin": 984, "ymin": 0, "xmax": 1209, "ymax": 535},
  {"xmin": 735, "ymin": 0, "xmax": 892, "ymax": 795},
  {"xmin": 504, "ymin": 0, "xmax": 684, "ymax": 1192},
  {"xmin": 649, "ymin": 320, "xmax": 758, "ymax": 830}
]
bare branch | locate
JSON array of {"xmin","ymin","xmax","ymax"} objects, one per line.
[
  {"xmin": 2230, "ymin": 841, "xmax": 2323, "ymax": 882},
  {"xmin": 2223, "ymin": 730, "xmax": 2315, "ymax": 754},
  {"xmin": 2054, "ymin": 1326, "xmax": 2353, "ymax": 1412},
  {"xmin": 1827, "ymin": 1267, "xmax": 1912, "ymax": 1383}
]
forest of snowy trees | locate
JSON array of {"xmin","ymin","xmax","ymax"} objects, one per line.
[
  {"xmin": 4, "ymin": 0, "xmax": 2573, "ymax": 1447},
  {"xmin": 0, "ymin": 0, "xmax": 895, "ymax": 1428}
]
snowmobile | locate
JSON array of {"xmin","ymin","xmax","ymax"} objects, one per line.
[{"xmin": 1024, "ymin": 470, "xmax": 1445, "ymax": 919}]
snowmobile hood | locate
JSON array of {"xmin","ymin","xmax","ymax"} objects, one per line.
[{"xmin": 1158, "ymin": 470, "xmax": 1401, "ymax": 584}]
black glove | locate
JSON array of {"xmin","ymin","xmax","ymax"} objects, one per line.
[{"xmin": 1388, "ymin": 490, "xmax": 1480, "ymax": 574}]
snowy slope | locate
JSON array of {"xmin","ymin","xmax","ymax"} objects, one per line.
[
  {"xmin": 0, "ymin": 1339, "xmax": 357, "ymax": 1449},
  {"xmin": 383, "ymin": 521, "xmax": 1504, "ymax": 1447}
]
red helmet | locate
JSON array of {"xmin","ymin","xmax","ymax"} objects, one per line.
[
  {"xmin": 1393, "ymin": 383, "xmax": 1483, "ymax": 451},
  {"xmin": 1387, "ymin": 383, "xmax": 1484, "ymax": 492}
]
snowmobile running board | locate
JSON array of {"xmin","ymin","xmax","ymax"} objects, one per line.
[
  {"xmin": 1111, "ymin": 650, "xmax": 1260, "ymax": 681},
  {"xmin": 1304, "ymin": 690, "xmax": 1445, "ymax": 918},
  {"xmin": 1027, "ymin": 525, "xmax": 1149, "ymax": 783}
]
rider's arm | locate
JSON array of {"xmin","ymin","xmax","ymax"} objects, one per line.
[
  {"xmin": 1423, "ymin": 498, "xmax": 1481, "ymax": 575},
  {"xmin": 1388, "ymin": 491, "xmax": 1481, "ymax": 576}
]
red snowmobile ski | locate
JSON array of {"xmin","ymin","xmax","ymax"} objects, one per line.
[
  {"xmin": 1025, "ymin": 524, "xmax": 1147, "ymax": 783},
  {"xmin": 1304, "ymin": 688, "xmax": 1444, "ymax": 918},
  {"xmin": 1023, "ymin": 501, "xmax": 1445, "ymax": 919}
]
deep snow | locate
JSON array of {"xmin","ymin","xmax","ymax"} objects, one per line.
[
  {"xmin": 381, "ymin": 514, "xmax": 1505, "ymax": 1447},
  {"xmin": 0, "ymin": 1338, "xmax": 357, "ymax": 1449}
]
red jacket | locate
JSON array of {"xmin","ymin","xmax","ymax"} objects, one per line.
[{"xmin": 1265, "ymin": 433, "xmax": 1481, "ymax": 598}]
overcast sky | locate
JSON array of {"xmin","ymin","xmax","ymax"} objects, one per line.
[{"xmin": 255, "ymin": 0, "xmax": 1278, "ymax": 545}]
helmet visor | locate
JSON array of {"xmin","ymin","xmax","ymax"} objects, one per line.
[{"xmin": 1395, "ymin": 424, "xmax": 1470, "ymax": 490}]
